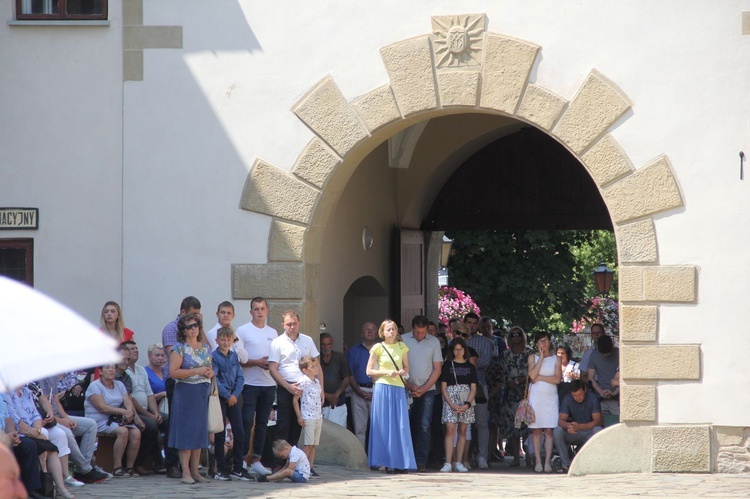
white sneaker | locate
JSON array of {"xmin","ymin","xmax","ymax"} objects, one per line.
[
  {"xmin": 439, "ymin": 463, "xmax": 452, "ymax": 473},
  {"xmin": 64, "ymin": 476, "xmax": 84, "ymax": 487},
  {"xmin": 249, "ymin": 461, "xmax": 272, "ymax": 476},
  {"xmin": 478, "ymin": 457, "xmax": 489, "ymax": 469},
  {"xmin": 453, "ymin": 462, "xmax": 469, "ymax": 473}
]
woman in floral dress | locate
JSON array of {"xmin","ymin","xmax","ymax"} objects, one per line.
[{"xmin": 488, "ymin": 326, "xmax": 533, "ymax": 466}]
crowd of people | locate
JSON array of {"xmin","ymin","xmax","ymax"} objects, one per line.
[{"xmin": 0, "ymin": 296, "xmax": 621, "ymax": 497}]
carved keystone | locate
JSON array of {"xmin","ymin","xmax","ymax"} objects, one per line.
[
  {"xmin": 381, "ymin": 36, "xmax": 438, "ymax": 116},
  {"xmin": 240, "ymin": 160, "xmax": 319, "ymax": 225},
  {"xmin": 479, "ymin": 34, "xmax": 539, "ymax": 115}
]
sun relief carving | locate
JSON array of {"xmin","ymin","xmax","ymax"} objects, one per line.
[{"xmin": 431, "ymin": 14, "xmax": 486, "ymax": 69}]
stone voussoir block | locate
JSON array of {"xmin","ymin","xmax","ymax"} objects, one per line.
[
  {"xmin": 268, "ymin": 220, "xmax": 306, "ymax": 262},
  {"xmin": 292, "ymin": 76, "xmax": 370, "ymax": 157},
  {"xmin": 352, "ymin": 85, "xmax": 402, "ymax": 133},
  {"xmin": 479, "ymin": 33, "xmax": 539, "ymax": 115},
  {"xmin": 620, "ymin": 384, "xmax": 656, "ymax": 422},
  {"xmin": 240, "ymin": 160, "xmax": 319, "ymax": 225},
  {"xmin": 292, "ymin": 138, "xmax": 341, "ymax": 190},
  {"xmin": 380, "ymin": 36, "xmax": 438, "ymax": 116},
  {"xmin": 619, "ymin": 305, "xmax": 658, "ymax": 342},
  {"xmin": 615, "ymin": 219, "xmax": 658, "ymax": 263},
  {"xmin": 582, "ymin": 134, "xmax": 634, "ymax": 187},
  {"xmin": 232, "ymin": 264, "xmax": 304, "ymax": 301},
  {"xmin": 621, "ymin": 344, "xmax": 701, "ymax": 380},
  {"xmin": 652, "ymin": 425, "xmax": 711, "ymax": 472},
  {"xmin": 516, "ymin": 83, "xmax": 568, "ymax": 131},
  {"xmin": 602, "ymin": 155, "xmax": 684, "ymax": 224},
  {"xmin": 552, "ymin": 70, "xmax": 631, "ymax": 154},
  {"xmin": 438, "ymin": 71, "xmax": 480, "ymax": 107}
]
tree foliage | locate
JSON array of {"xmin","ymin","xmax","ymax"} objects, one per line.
[{"xmin": 445, "ymin": 230, "xmax": 617, "ymax": 338}]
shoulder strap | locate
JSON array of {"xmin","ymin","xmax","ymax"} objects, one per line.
[{"xmin": 382, "ymin": 343, "xmax": 407, "ymax": 386}]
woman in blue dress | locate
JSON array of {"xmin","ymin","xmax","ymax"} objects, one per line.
[
  {"xmin": 366, "ymin": 319, "xmax": 416, "ymax": 473},
  {"xmin": 168, "ymin": 313, "xmax": 214, "ymax": 484}
]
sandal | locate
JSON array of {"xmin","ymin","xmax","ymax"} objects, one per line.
[
  {"xmin": 112, "ymin": 467, "xmax": 127, "ymax": 478},
  {"xmin": 125, "ymin": 468, "xmax": 140, "ymax": 478}
]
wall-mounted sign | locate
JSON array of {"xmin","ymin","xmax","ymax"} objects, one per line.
[{"xmin": 0, "ymin": 208, "xmax": 38, "ymax": 230}]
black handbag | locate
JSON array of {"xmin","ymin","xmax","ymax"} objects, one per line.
[{"xmin": 40, "ymin": 471, "xmax": 55, "ymax": 497}]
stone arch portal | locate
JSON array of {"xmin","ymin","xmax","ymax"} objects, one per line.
[{"xmin": 235, "ymin": 14, "xmax": 707, "ymax": 474}]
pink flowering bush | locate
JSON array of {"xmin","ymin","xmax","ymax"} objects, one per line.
[
  {"xmin": 571, "ymin": 296, "xmax": 619, "ymax": 336},
  {"xmin": 438, "ymin": 286, "xmax": 481, "ymax": 325}
]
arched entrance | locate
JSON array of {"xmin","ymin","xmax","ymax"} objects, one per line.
[{"xmin": 234, "ymin": 15, "xmax": 706, "ymax": 474}]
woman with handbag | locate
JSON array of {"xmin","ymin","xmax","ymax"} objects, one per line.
[
  {"xmin": 168, "ymin": 313, "xmax": 214, "ymax": 484},
  {"xmin": 527, "ymin": 331, "xmax": 561, "ymax": 473},
  {"xmin": 495, "ymin": 326, "xmax": 534, "ymax": 467},
  {"xmin": 439, "ymin": 337, "xmax": 477, "ymax": 473},
  {"xmin": 365, "ymin": 319, "xmax": 416, "ymax": 473}
]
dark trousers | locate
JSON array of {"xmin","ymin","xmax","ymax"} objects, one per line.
[
  {"xmin": 241, "ymin": 384, "xmax": 276, "ymax": 462},
  {"xmin": 135, "ymin": 413, "xmax": 167, "ymax": 468},
  {"xmin": 274, "ymin": 384, "xmax": 301, "ymax": 450},
  {"xmin": 409, "ymin": 390, "xmax": 436, "ymax": 467},
  {"xmin": 15, "ymin": 438, "xmax": 41, "ymax": 493},
  {"xmin": 164, "ymin": 378, "xmax": 179, "ymax": 468},
  {"xmin": 215, "ymin": 396, "xmax": 245, "ymax": 473}
]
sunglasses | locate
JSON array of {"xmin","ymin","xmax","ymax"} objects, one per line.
[
  {"xmin": 460, "ymin": 333, "xmax": 470, "ymax": 338},
  {"xmin": 510, "ymin": 332, "xmax": 523, "ymax": 338},
  {"xmin": 184, "ymin": 323, "xmax": 199, "ymax": 330}
]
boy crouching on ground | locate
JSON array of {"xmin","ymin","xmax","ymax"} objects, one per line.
[
  {"xmin": 293, "ymin": 355, "xmax": 323, "ymax": 477},
  {"xmin": 257, "ymin": 439, "xmax": 311, "ymax": 483}
]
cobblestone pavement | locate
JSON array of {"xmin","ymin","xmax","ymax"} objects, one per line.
[{"xmin": 66, "ymin": 463, "xmax": 750, "ymax": 498}]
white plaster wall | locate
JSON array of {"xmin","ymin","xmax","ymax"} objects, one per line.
[{"xmin": 0, "ymin": 3, "xmax": 124, "ymax": 323}]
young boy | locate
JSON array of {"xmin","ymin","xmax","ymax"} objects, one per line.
[
  {"xmin": 257, "ymin": 439, "xmax": 311, "ymax": 483},
  {"xmin": 293, "ymin": 356, "xmax": 323, "ymax": 478},
  {"xmin": 211, "ymin": 327, "xmax": 252, "ymax": 481}
]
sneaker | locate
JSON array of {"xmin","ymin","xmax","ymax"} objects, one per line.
[
  {"xmin": 439, "ymin": 463, "xmax": 452, "ymax": 473},
  {"xmin": 230, "ymin": 470, "xmax": 254, "ymax": 482},
  {"xmin": 74, "ymin": 469, "xmax": 108, "ymax": 484},
  {"xmin": 249, "ymin": 461, "xmax": 272, "ymax": 476},
  {"xmin": 453, "ymin": 462, "xmax": 469, "ymax": 473},
  {"xmin": 310, "ymin": 469, "xmax": 321, "ymax": 479},
  {"xmin": 478, "ymin": 457, "xmax": 489, "ymax": 469},
  {"xmin": 213, "ymin": 471, "xmax": 231, "ymax": 481},
  {"xmin": 64, "ymin": 476, "xmax": 85, "ymax": 487},
  {"xmin": 93, "ymin": 466, "xmax": 113, "ymax": 481}
]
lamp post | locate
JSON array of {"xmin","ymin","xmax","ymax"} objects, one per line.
[
  {"xmin": 438, "ymin": 235, "xmax": 454, "ymax": 286},
  {"xmin": 592, "ymin": 261, "xmax": 614, "ymax": 295}
]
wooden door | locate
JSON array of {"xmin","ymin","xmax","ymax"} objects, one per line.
[{"xmin": 396, "ymin": 229, "xmax": 425, "ymax": 328}]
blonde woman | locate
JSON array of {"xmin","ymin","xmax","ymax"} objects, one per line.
[
  {"xmin": 365, "ymin": 320, "xmax": 416, "ymax": 473},
  {"xmin": 100, "ymin": 301, "xmax": 134, "ymax": 344}
]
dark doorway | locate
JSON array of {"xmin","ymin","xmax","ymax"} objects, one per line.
[{"xmin": 0, "ymin": 238, "xmax": 34, "ymax": 286}]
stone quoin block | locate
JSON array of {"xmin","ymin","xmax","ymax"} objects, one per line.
[
  {"xmin": 123, "ymin": 25, "xmax": 183, "ymax": 50},
  {"xmin": 232, "ymin": 264, "xmax": 304, "ymax": 301},
  {"xmin": 479, "ymin": 34, "xmax": 539, "ymax": 115},
  {"xmin": 642, "ymin": 265, "xmax": 696, "ymax": 302},
  {"xmin": 552, "ymin": 71, "xmax": 631, "ymax": 154},
  {"xmin": 621, "ymin": 344, "xmax": 701, "ymax": 380},
  {"xmin": 268, "ymin": 220, "xmax": 306, "ymax": 262},
  {"xmin": 352, "ymin": 85, "xmax": 403, "ymax": 133},
  {"xmin": 652, "ymin": 425, "xmax": 711, "ymax": 472},
  {"xmin": 615, "ymin": 219, "xmax": 658, "ymax": 263},
  {"xmin": 292, "ymin": 76, "xmax": 370, "ymax": 157},
  {"xmin": 619, "ymin": 305, "xmax": 658, "ymax": 342},
  {"xmin": 516, "ymin": 83, "xmax": 568, "ymax": 131},
  {"xmin": 380, "ymin": 36, "xmax": 438, "ymax": 116},
  {"xmin": 620, "ymin": 384, "xmax": 656, "ymax": 422},
  {"xmin": 240, "ymin": 160, "xmax": 319, "ymax": 225},
  {"xmin": 618, "ymin": 266, "xmax": 644, "ymax": 302}
]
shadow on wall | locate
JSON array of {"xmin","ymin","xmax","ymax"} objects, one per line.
[{"xmin": 343, "ymin": 276, "xmax": 387, "ymax": 350}]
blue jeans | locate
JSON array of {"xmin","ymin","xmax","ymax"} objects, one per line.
[
  {"xmin": 241, "ymin": 385, "xmax": 276, "ymax": 460},
  {"xmin": 408, "ymin": 389, "xmax": 435, "ymax": 467},
  {"xmin": 290, "ymin": 470, "xmax": 308, "ymax": 483}
]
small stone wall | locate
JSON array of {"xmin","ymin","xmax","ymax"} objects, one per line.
[{"xmin": 716, "ymin": 427, "xmax": 750, "ymax": 473}]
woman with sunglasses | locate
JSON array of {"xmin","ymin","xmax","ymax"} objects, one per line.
[
  {"xmin": 168, "ymin": 313, "xmax": 214, "ymax": 484},
  {"xmin": 489, "ymin": 326, "xmax": 533, "ymax": 467}
]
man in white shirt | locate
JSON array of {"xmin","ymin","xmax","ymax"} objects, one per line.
[
  {"xmin": 236, "ymin": 297, "xmax": 277, "ymax": 476},
  {"xmin": 269, "ymin": 311, "xmax": 323, "ymax": 451},
  {"xmin": 206, "ymin": 301, "xmax": 248, "ymax": 363}
]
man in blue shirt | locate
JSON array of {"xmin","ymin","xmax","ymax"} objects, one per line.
[
  {"xmin": 553, "ymin": 380, "xmax": 603, "ymax": 473},
  {"xmin": 1, "ymin": 393, "xmax": 43, "ymax": 498},
  {"xmin": 347, "ymin": 322, "xmax": 378, "ymax": 450}
]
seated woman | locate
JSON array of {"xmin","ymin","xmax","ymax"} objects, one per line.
[
  {"xmin": 56, "ymin": 369, "xmax": 95, "ymax": 417},
  {"xmin": 144, "ymin": 343, "xmax": 168, "ymax": 415},
  {"xmin": 84, "ymin": 364, "xmax": 142, "ymax": 478},
  {"xmin": 6, "ymin": 388, "xmax": 75, "ymax": 498}
]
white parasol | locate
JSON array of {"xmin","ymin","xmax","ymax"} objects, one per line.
[{"xmin": 0, "ymin": 276, "xmax": 121, "ymax": 392}]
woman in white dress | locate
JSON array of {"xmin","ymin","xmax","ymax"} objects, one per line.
[{"xmin": 527, "ymin": 331, "xmax": 561, "ymax": 473}]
